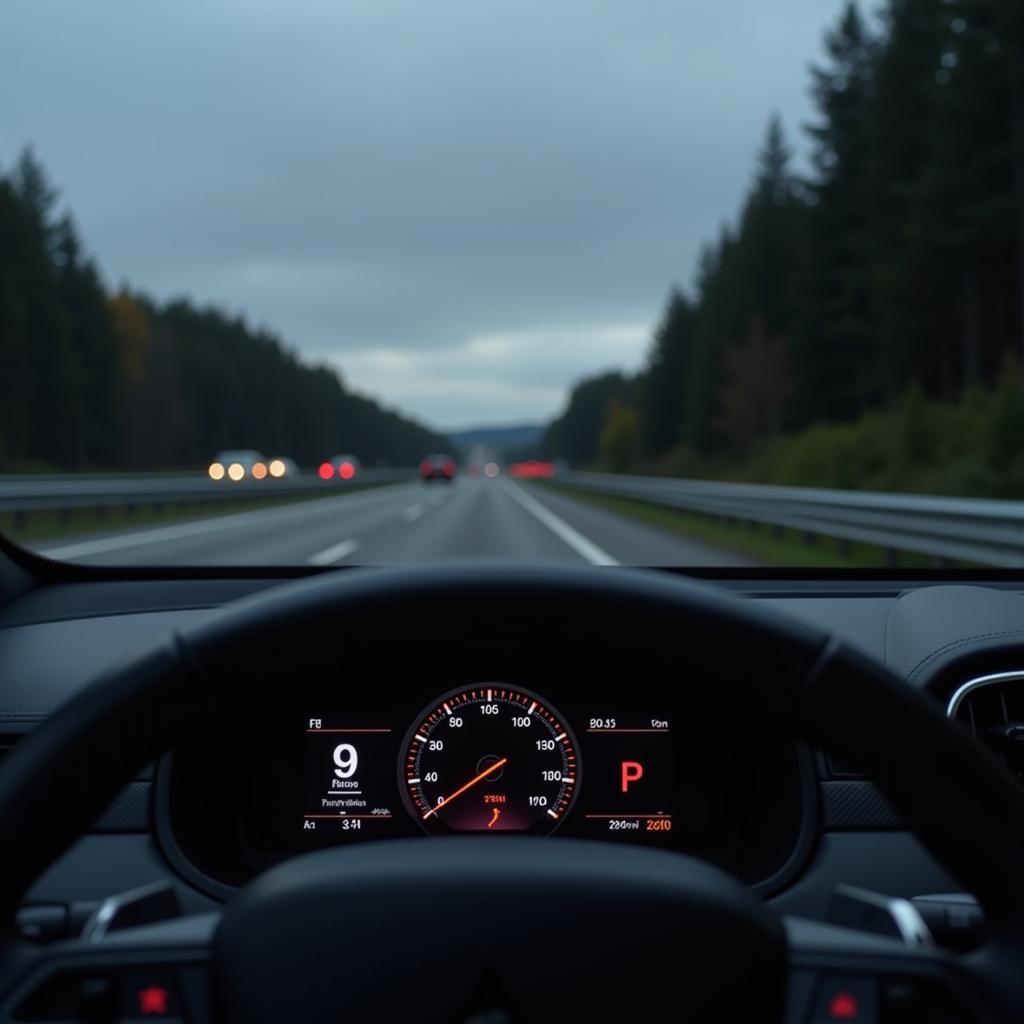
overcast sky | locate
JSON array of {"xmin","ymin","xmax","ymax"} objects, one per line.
[{"xmin": 1, "ymin": 0, "xmax": 848, "ymax": 431}]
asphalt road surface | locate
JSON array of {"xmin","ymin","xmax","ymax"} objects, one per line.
[{"xmin": 33, "ymin": 477, "xmax": 756, "ymax": 568}]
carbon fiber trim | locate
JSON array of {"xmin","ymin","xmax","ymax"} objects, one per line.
[
  {"xmin": 822, "ymin": 780, "xmax": 902, "ymax": 830},
  {"xmin": 92, "ymin": 781, "xmax": 151, "ymax": 832}
]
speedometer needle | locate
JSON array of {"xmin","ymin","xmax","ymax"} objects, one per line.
[{"xmin": 422, "ymin": 757, "xmax": 508, "ymax": 821}]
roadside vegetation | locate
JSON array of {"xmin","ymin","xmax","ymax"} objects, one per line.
[
  {"xmin": 544, "ymin": 0, "xmax": 1024, "ymax": 500},
  {"xmin": 0, "ymin": 156, "xmax": 447, "ymax": 474}
]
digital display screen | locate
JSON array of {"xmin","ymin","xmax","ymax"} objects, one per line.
[
  {"xmin": 298, "ymin": 687, "xmax": 677, "ymax": 845},
  {"xmin": 576, "ymin": 715, "xmax": 675, "ymax": 838},
  {"xmin": 303, "ymin": 717, "xmax": 399, "ymax": 836}
]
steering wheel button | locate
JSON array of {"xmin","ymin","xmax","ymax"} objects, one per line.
[
  {"xmin": 811, "ymin": 976, "xmax": 876, "ymax": 1023},
  {"xmin": 121, "ymin": 973, "xmax": 182, "ymax": 1019}
]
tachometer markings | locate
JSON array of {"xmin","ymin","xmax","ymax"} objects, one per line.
[{"xmin": 402, "ymin": 686, "xmax": 579, "ymax": 836}]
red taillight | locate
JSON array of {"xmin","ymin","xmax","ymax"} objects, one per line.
[
  {"xmin": 420, "ymin": 460, "xmax": 432, "ymax": 475},
  {"xmin": 443, "ymin": 462, "xmax": 455, "ymax": 476},
  {"xmin": 338, "ymin": 461, "xmax": 355, "ymax": 480},
  {"xmin": 318, "ymin": 462, "xmax": 334, "ymax": 480}
]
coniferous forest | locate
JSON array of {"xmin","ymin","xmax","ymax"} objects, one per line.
[
  {"xmin": 546, "ymin": 0, "xmax": 1024, "ymax": 496},
  {"xmin": 0, "ymin": 152, "xmax": 447, "ymax": 472}
]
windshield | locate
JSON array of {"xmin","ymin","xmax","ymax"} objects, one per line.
[{"xmin": 2, "ymin": 1, "xmax": 1021, "ymax": 569}]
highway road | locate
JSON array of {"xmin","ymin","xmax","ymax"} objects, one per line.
[{"xmin": 32, "ymin": 476, "xmax": 755, "ymax": 568}]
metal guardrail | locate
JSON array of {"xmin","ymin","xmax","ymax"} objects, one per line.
[
  {"xmin": 0, "ymin": 469, "xmax": 414, "ymax": 529},
  {"xmin": 557, "ymin": 471, "xmax": 1024, "ymax": 567}
]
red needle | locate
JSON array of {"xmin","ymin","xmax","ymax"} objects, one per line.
[{"xmin": 422, "ymin": 757, "xmax": 508, "ymax": 820}]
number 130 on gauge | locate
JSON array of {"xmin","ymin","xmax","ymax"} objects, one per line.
[{"xmin": 399, "ymin": 686, "xmax": 580, "ymax": 834}]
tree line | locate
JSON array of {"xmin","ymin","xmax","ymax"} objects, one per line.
[
  {"xmin": 0, "ymin": 151, "xmax": 447, "ymax": 472},
  {"xmin": 546, "ymin": 0, "xmax": 1024, "ymax": 489}
]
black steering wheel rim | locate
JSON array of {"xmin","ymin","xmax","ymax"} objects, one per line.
[{"xmin": 1, "ymin": 564, "xmax": 1023, "ymax": 1018}]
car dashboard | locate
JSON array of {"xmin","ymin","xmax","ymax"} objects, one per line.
[
  {"xmin": 2, "ymin": 572, "xmax": 1024, "ymax": 936},
  {"xmin": 159, "ymin": 673, "xmax": 812, "ymax": 897}
]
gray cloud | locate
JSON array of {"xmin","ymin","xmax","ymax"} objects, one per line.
[{"xmin": 1, "ymin": 0, "xmax": 848, "ymax": 427}]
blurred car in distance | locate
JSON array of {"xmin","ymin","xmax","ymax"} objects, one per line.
[
  {"xmin": 420, "ymin": 453, "xmax": 456, "ymax": 483},
  {"xmin": 508, "ymin": 460, "xmax": 555, "ymax": 479},
  {"xmin": 267, "ymin": 457, "xmax": 298, "ymax": 479},
  {"xmin": 208, "ymin": 450, "xmax": 268, "ymax": 481},
  {"xmin": 318, "ymin": 455, "xmax": 361, "ymax": 481}
]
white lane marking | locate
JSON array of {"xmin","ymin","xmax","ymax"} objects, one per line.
[
  {"xmin": 402, "ymin": 503, "xmax": 426, "ymax": 522},
  {"xmin": 307, "ymin": 538, "xmax": 360, "ymax": 565},
  {"xmin": 501, "ymin": 481, "xmax": 618, "ymax": 565},
  {"xmin": 40, "ymin": 482, "xmax": 414, "ymax": 560}
]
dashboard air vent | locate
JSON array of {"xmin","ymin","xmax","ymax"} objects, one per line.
[{"xmin": 948, "ymin": 672, "xmax": 1024, "ymax": 781}]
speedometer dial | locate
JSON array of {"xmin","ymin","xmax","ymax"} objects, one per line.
[{"xmin": 400, "ymin": 685, "xmax": 579, "ymax": 834}]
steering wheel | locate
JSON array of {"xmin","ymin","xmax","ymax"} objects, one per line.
[{"xmin": 0, "ymin": 565, "xmax": 1022, "ymax": 1023}]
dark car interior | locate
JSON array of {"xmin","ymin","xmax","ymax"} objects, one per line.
[{"xmin": 2, "ymin": 539, "xmax": 1024, "ymax": 1022}]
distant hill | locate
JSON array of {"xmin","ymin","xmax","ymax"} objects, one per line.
[{"xmin": 447, "ymin": 424, "xmax": 545, "ymax": 456}]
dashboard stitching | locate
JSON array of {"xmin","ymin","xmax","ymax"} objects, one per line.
[{"xmin": 903, "ymin": 627, "xmax": 1024, "ymax": 682}]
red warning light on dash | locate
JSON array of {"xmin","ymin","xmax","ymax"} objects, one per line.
[
  {"xmin": 828, "ymin": 990, "xmax": 860, "ymax": 1020},
  {"xmin": 620, "ymin": 761, "xmax": 644, "ymax": 793},
  {"xmin": 137, "ymin": 985, "xmax": 170, "ymax": 1016}
]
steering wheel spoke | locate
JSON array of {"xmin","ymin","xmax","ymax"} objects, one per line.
[
  {"xmin": 785, "ymin": 916, "xmax": 995, "ymax": 1022},
  {"xmin": 0, "ymin": 913, "xmax": 217, "ymax": 1023}
]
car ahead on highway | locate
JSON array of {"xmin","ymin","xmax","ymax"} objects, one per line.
[
  {"xmin": 208, "ymin": 450, "xmax": 268, "ymax": 481},
  {"xmin": 318, "ymin": 455, "xmax": 361, "ymax": 481},
  {"xmin": 420, "ymin": 453, "xmax": 457, "ymax": 482},
  {"xmin": 266, "ymin": 457, "xmax": 299, "ymax": 479}
]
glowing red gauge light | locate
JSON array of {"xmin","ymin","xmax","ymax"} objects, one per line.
[{"xmin": 401, "ymin": 685, "xmax": 578, "ymax": 835}]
